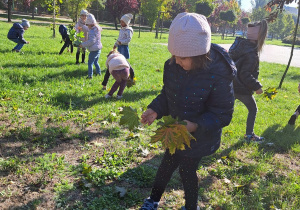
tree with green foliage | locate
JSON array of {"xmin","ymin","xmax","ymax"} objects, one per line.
[
  {"xmin": 195, "ymin": 0, "xmax": 214, "ymax": 17},
  {"xmin": 266, "ymin": 0, "xmax": 300, "ymax": 89},
  {"xmin": 251, "ymin": 0, "xmax": 268, "ymax": 9},
  {"xmin": 106, "ymin": 0, "xmax": 140, "ymax": 30},
  {"xmin": 251, "ymin": 6, "xmax": 270, "ymax": 21},
  {"xmin": 64, "ymin": 0, "xmax": 92, "ymax": 22},
  {"xmin": 219, "ymin": 9, "xmax": 236, "ymax": 39},
  {"xmin": 167, "ymin": 0, "xmax": 189, "ymax": 19},
  {"xmin": 140, "ymin": 0, "xmax": 163, "ymax": 31}
]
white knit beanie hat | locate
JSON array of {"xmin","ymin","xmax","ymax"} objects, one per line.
[
  {"xmin": 86, "ymin": 14, "xmax": 96, "ymax": 25},
  {"xmin": 21, "ymin": 19, "xmax": 30, "ymax": 28},
  {"xmin": 168, "ymin": 13, "xmax": 211, "ymax": 57},
  {"xmin": 80, "ymin": 9, "xmax": 88, "ymax": 16},
  {"xmin": 121, "ymin": 13, "xmax": 133, "ymax": 26}
]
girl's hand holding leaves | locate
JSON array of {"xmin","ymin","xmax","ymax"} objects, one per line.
[{"xmin": 119, "ymin": 107, "xmax": 196, "ymax": 155}]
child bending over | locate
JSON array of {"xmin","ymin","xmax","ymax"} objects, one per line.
[{"xmin": 104, "ymin": 49, "xmax": 130, "ymax": 99}]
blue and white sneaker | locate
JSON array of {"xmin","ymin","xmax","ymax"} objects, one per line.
[
  {"xmin": 140, "ymin": 198, "xmax": 159, "ymax": 210},
  {"xmin": 244, "ymin": 134, "xmax": 264, "ymax": 143}
]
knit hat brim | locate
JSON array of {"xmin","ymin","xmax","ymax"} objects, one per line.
[
  {"xmin": 86, "ymin": 14, "xmax": 96, "ymax": 24},
  {"xmin": 21, "ymin": 19, "xmax": 30, "ymax": 28},
  {"xmin": 168, "ymin": 13, "xmax": 211, "ymax": 57},
  {"xmin": 121, "ymin": 13, "xmax": 133, "ymax": 26}
]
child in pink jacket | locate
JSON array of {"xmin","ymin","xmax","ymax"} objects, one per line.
[{"xmin": 104, "ymin": 49, "xmax": 130, "ymax": 99}]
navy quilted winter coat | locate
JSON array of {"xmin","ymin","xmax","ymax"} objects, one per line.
[
  {"xmin": 7, "ymin": 23, "xmax": 27, "ymax": 43},
  {"xmin": 148, "ymin": 44, "xmax": 237, "ymax": 158},
  {"xmin": 229, "ymin": 37, "xmax": 263, "ymax": 95}
]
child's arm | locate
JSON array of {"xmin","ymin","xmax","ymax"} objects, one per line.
[{"xmin": 298, "ymin": 83, "xmax": 300, "ymax": 93}]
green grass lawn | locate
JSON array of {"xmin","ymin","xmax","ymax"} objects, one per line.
[{"xmin": 0, "ymin": 21, "xmax": 299, "ymax": 209}]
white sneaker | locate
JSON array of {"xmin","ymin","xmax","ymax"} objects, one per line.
[
  {"xmin": 116, "ymin": 95, "xmax": 123, "ymax": 99},
  {"xmin": 105, "ymin": 94, "xmax": 111, "ymax": 99}
]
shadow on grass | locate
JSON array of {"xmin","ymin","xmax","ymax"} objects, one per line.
[
  {"xmin": 51, "ymin": 89, "xmax": 160, "ymax": 110},
  {"xmin": 260, "ymin": 123, "xmax": 300, "ymax": 153}
]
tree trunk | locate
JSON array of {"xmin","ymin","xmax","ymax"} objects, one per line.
[
  {"xmin": 278, "ymin": 5, "xmax": 300, "ymax": 89},
  {"xmin": 53, "ymin": 0, "xmax": 56, "ymax": 38},
  {"xmin": 32, "ymin": 5, "xmax": 35, "ymax": 19},
  {"xmin": 155, "ymin": 11, "xmax": 160, "ymax": 39},
  {"xmin": 114, "ymin": 17, "xmax": 118, "ymax": 30},
  {"xmin": 7, "ymin": 0, "xmax": 12, "ymax": 22}
]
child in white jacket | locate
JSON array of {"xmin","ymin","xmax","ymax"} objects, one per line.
[
  {"xmin": 75, "ymin": 9, "xmax": 89, "ymax": 64},
  {"xmin": 79, "ymin": 14, "xmax": 102, "ymax": 79},
  {"xmin": 104, "ymin": 49, "xmax": 130, "ymax": 99}
]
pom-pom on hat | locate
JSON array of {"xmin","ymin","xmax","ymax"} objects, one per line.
[
  {"xmin": 121, "ymin": 13, "xmax": 133, "ymax": 26},
  {"xmin": 21, "ymin": 19, "xmax": 30, "ymax": 28},
  {"xmin": 168, "ymin": 12, "xmax": 211, "ymax": 57},
  {"xmin": 86, "ymin": 14, "xmax": 97, "ymax": 25},
  {"xmin": 80, "ymin": 9, "xmax": 88, "ymax": 16}
]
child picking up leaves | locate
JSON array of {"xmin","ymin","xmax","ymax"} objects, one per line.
[{"xmin": 104, "ymin": 49, "xmax": 130, "ymax": 99}]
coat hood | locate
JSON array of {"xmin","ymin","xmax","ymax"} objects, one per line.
[
  {"xmin": 13, "ymin": 23, "xmax": 24, "ymax": 30},
  {"xmin": 229, "ymin": 37, "xmax": 257, "ymax": 61},
  {"xmin": 209, "ymin": 43, "xmax": 237, "ymax": 81}
]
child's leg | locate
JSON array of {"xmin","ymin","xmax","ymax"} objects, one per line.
[
  {"xmin": 88, "ymin": 51, "xmax": 97, "ymax": 77},
  {"xmin": 150, "ymin": 151, "xmax": 180, "ymax": 202},
  {"xmin": 10, "ymin": 39, "xmax": 24, "ymax": 51},
  {"xmin": 288, "ymin": 105, "xmax": 300, "ymax": 125},
  {"xmin": 235, "ymin": 93, "xmax": 257, "ymax": 135},
  {"xmin": 108, "ymin": 70, "xmax": 124, "ymax": 96},
  {"xmin": 179, "ymin": 156, "xmax": 201, "ymax": 210},
  {"xmin": 116, "ymin": 68, "xmax": 129, "ymax": 96},
  {"xmin": 59, "ymin": 41, "xmax": 69, "ymax": 55},
  {"xmin": 76, "ymin": 47, "xmax": 80, "ymax": 64},
  {"xmin": 129, "ymin": 65, "xmax": 135, "ymax": 80},
  {"xmin": 117, "ymin": 45, "xmax": 130, "ymax": 59},
  {"xmin": 93, "ymin": 50, "xmax": 101, "ymax": 75},
  {"xmin": 82, "ymin": 48, "xmax": 86, "ymax": 63},
  {"xmin": 70, "ymin": 42, "xmax": 73, "ymax": 53},
  {"xmin": 102, "ymin": 69, "xmax": 111, "ymax": 87},
  {"xmin": 15, "ymin": 43, "xmax": 24, "ymax": 51}
]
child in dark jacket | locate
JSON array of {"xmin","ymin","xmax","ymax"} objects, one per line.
[
  {"xmin": 101, "ymin": 13, "xmax": 135, "ymax": 90},
  {"xmin": 7, "ymin": 19, "xmax": 30, "ymax": 52},
  {"xmin": 288, "ymin": 83, "xmax": 300, "ymax": 125},
  {"xmin": 229, "ymin": 20, "xmax": 268, "ymax": 143},
  {"xmin": 59, "ymin": 25, "xmax": 73, "ymax": 55},
  {"xmin": 140, "ymin": 13, "xmax": 236, "ymax": 210}
]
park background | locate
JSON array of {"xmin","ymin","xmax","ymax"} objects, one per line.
[{"xmin": 0, "ymin": 0, "xmax": 300, "ymax": 209}]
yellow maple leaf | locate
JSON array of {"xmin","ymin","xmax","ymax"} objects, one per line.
[{"xmin": 151, "ymin": 124, "xmax": 195, "ymax": 155}]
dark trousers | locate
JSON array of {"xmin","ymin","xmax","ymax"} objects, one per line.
[
  {"xmin": 59, "ymin": 38, "xmax": 73, "ymax": 54},
  {"xmin": 150, "ymin": 151, "xmax": 201, "ymax": 210},
  {"xmin": 235, "ymin": 93, "xmax": 257, "ymax": 135},
  {"xmin": 102, "ymin": 66, "xmax": 134, "ymax": 86}
]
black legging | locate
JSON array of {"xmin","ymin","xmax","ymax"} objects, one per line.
[
  {"xmin": 102, "ymin": 66, "xmax": 134, "ymax": 86},
  {"xmin": 59, "ymin": 37, "xmax": 73, "ymax": 55},
  {"xmin": 150, "ymin": 151, "xmax": 201, "ymax": 210}
]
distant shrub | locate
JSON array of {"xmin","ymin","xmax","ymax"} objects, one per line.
[{"xmin": 282, "ymin": 35, "xmax": 300, "ymax": 45}]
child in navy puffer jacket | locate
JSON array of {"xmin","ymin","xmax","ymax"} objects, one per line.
[
  {"xmin": 7, "ymin": 19, "xmax": 30, "ymax": 52},
  {"xmin": 59, "ymin": 25, "xmax": 73, "ymax": 54},
  {"xmin": 140, "ymin": 13, "xmax": 236, "ymax": 210}
]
